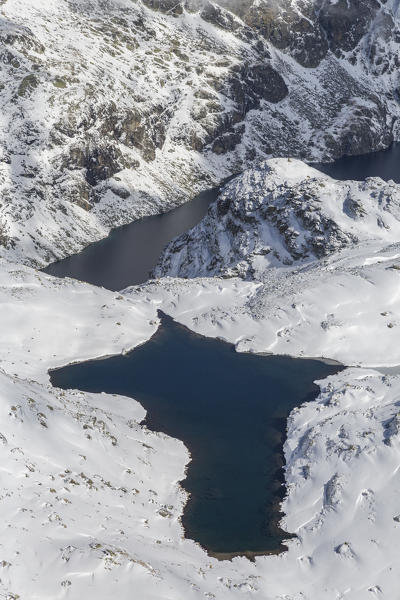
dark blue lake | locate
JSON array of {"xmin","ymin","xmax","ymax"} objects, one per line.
[
  {"xmin": 50, "ymin": 313, "xmax": 343, "ymax": 558},
  {"xmin": 43, "ymin": 186, "xmax": 221, "ymax": 291}
]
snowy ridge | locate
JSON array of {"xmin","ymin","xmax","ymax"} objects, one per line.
[
  {"xmin": 131, "ymin": 235, "xmax": 400, "ymax": 367},
  {"xmin": 145, "ymin": 155, "xmax": 400, "ymax": 366},
  {"xmin": 155, "ymin": 158, "xmax": 400, "ymax": 278}
]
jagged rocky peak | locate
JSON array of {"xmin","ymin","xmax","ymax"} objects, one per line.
[{"xmin": 154, "ymin": 158, "xmax": 400, "ymax": 279}]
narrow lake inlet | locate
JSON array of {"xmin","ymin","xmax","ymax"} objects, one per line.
[
  {"xmin": 50, "ymin": 312, "xmax": 343, "ymax": 559},
  {"xmin": 43, "ymin": 186, "xmax": 222, "ymax": 290}
]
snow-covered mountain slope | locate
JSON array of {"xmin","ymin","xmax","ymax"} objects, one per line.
[
  {"xmin": 154, "ymin": 158, "xmax": 400, "ymax": 278},
  {"xmin": 134, "ymin": 237, "xmax": 400, "ymax": 366},
  {"xmin": 3, "ymin": 1, "xmax": 400, "ymax": 597},
  {"xmin": 1, "ymin": 0, "xmax": 400, "ymax": 266},
  {"xmin": 2, "ymin": 259, "xmax": 400, "ymax": 599},
  {"xmin": 0, "ymin": 260, "xmax": 158, "ymax": 381},
  {"xmin": 0, "ymin": 370, "xmax": 192, "ymax": 600},
  {"xmin": 0, "ymin": 261, "xmax": 193, "ymax": 600},
  {"xmin": 147, "ymin": 159, "xmax": 400, "ymax": 365}
]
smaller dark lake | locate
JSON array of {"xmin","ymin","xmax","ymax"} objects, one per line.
[
  {"xmin": 44, "ymin": 187, "xmax": 221, "ymax": 291},
  {"xmin": 50, "ymin": 313, "xmax": 342, "ymax": 558}
]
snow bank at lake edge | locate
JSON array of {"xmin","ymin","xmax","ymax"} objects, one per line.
[{"xmin": 2, "ymin": 258, "xmax": 400, "ymax": 598}]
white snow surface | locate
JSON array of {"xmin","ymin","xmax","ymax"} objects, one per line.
[
  {"xmin": 2, "ymin": 156, "xmax": 400, "ymax": 597},
  {"xmin": 1, "ymin": 258, "xmax": 400, "ymax": 599},
  {"xmin": 0, "ymin": 6, "xmax": 400, "ymax": 584}
]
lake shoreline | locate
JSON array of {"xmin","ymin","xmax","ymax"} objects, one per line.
[{"xmin": 50, "ymin": 312, "xmax": 343, "ymax": 558}]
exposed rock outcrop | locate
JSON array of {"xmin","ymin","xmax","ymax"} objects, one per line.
[{"xmin": 154, "ymin": 158, "xmax": 400, "ymax": 279}]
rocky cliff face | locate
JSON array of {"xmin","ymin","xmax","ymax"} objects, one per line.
[
  {"xmin": 243, "ymin": 0, "xmax": 392, "ymax": 67},
  {"xmin": 154, "ymin": 158, "xmax": 400, "ymax": 278},
  {"xmin": 0, "ymin": 0, "xmax": 400, "ymax": 266}
]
